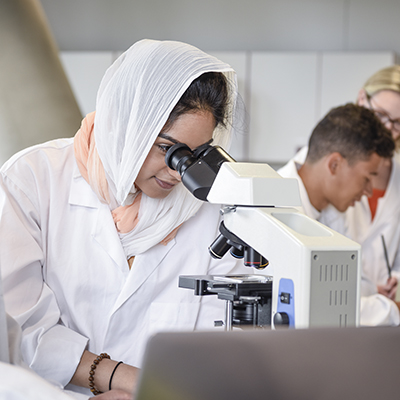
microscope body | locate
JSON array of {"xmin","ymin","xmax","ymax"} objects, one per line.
[
  {"xmin": 166, "ymin": 144, "xmax": 361, "ymax": 329},
  {"xmin": 222, "ymin": 206, "xmax": 360, "ymax": 328},
  {"xmin": 207, "ymin": 162, "xmax": 361, "ymax": 329}
]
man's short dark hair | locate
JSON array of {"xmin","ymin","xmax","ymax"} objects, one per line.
[{"xmin": 306, "ymin": 103, "xmax": 394, "ymax": 165}]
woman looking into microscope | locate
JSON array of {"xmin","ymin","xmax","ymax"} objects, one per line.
[{"xmin": 0, "ymin": 39, "xmax": 246, "ymax": 398}]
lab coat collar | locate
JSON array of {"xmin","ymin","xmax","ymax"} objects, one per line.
[
  {"xmin": 69, "ymin": 163, "xmax": 101, "ymax": 208},
  {"xmin": 293, "ymin": 161, "xmax": 321, "ymax": 221},
  {"xmin": 68, "ymin": 163, "xmax": 128, "ymax": 273}
]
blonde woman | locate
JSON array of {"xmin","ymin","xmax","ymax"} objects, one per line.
[{"xmin": 347, "ymin": 66, "xmax": 400, "ymax": 301}]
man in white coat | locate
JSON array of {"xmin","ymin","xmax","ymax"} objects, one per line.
[
  {"xmin": 278, "ymin": 103, "xmax": 400, "ymax": 326},
  {"xmin": 293, "ymin": 66, "xmax": 400, "ymax": 303}
]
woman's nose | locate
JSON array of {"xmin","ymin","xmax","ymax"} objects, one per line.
[{"xmin": 168, "ymin": 167, "xmax": 182, "ymax": 182}]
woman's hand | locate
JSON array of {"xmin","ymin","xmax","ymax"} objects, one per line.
[
  {"xmin": 377, "ymin": 276, "xmax": 398, "ymax": 301},
  {"xmin": 93, "ymin": 389, "xmax": 132, "ymax": 400}
]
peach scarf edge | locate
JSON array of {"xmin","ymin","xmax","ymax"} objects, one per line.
[{"xmin": 73, "ymin": 112, "xmax": 180, "ymax": 243}]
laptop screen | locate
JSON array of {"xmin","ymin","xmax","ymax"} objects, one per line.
[{"xmin": 136, "ymin": 326, "xmax": 400, "ymax": 400}]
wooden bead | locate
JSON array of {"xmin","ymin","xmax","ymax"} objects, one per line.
[{"xmin": 88, "ymin": 352, "xmax": 110, "ymax": 396}]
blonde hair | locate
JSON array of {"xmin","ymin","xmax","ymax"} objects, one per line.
[{"xmin": 363, "ymin": 65, "xmax": 400, "ymax": 96}]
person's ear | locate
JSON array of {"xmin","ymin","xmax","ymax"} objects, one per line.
[
  {"xmin": 357, "ymin": 89, "xmax": 368, "ymax": 107},
  {"xmin": 327, "ymin": 152, "xmax": 343, "ymax": 175}
]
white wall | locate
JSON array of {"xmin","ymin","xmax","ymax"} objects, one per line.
[
  {"xmin": 40, "ymin": 0, "xmax": 400, "ymax": 58},
  {"xmin": 250, "ymin": 51, "xmax": 394, "ymax": 163},
  {"xmin": 43, "ymin": 0, "xmax": 400, "ymax": 166},
  {"xmin": 60, "ymin": 50, "xmax": 394, "ymax": 166}
]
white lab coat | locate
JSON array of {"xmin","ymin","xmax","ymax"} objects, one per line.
[
  {"xmin": 0, "ymin": 273, "xmax": 9, "ymax": 363},
  {"xmin": 0, "ymin": 139, "xmax": 245, "ymax": 396},
  {"xmin": 345, "ymin": 158, "xmax": 400, "ymax": 288},
  {"xmin": 1, "ymin": 261, "xmax": 24, "ymax": 366},
  {"xmin": 277, "ymin": 157, "xmax": 400, "ymax": 326},
  {"xmin": 1, "ymin": 260, "xmax": 86, "ymax": 399},
  {"xmin": 0, "ymin": 362, "xmax": 80, "ymax": 400}
]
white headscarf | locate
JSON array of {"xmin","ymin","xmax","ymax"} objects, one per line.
[{"xmin": 93, "ymin": 39, "xmax": 237, "ymax": 257}]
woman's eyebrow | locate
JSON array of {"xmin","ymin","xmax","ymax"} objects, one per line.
[
  {"xmin": 158, "ymin": 133, "xmax": 180, "ymax": 144},
  {"xmin": 157, "ymin": 134, "xmax": 214, "ymax": 149}
]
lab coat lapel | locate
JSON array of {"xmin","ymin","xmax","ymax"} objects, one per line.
[
  {"xmin": 111, "ymin": 238, "xmax": 177, "ymax": 314},
  {"xmin": 69, "ymin": 168, "xmax": 128, "ymax": 275},
  {"xmin": 92, "ymin": 208, "xmax": 129, "ymax": 276}
]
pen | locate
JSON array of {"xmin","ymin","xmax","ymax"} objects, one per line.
[{"xmin": 381, "ymin": 234, "xmax": 391, "ymax": 279}]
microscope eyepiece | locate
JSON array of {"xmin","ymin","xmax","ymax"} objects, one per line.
[
  {"xmin": 165, "ymin": 142, "xmax": 235, "ymax": 201},
  {"xmin": 165, "ymin": 143, "xmax": 195, "ymax": 176},
  {"xmin": 167, "ymin": 142, "xmax": 270, "ymax": 272}
]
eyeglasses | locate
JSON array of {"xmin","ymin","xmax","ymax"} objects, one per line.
[{"xmin": 366, "ymin": 96, "xmax": 400, "ymax": 133}]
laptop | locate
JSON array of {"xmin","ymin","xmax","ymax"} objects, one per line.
[{"xmin": 136, "ymin": 326, "xmax": 400, "ymax": 400}]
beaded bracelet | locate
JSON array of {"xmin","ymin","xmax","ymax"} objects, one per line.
[{"xmin": 89, "ymin": 353, "xmax": 110, "ymax": 395}]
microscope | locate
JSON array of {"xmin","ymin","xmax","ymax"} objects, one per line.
[{"xmin": 165, "ymin": 143, "xmax": 361, "ymax": 330}]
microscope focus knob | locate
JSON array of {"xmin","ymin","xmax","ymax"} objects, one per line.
[{"xmin": 273, "ymin": 312, "xmax": 290, "ymax": 327}]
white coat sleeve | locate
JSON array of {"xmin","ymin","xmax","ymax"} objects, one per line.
[
  {"xmin": 359, "ymin": 295, "xmax": 400, "ymax": 326},
  {"xmin": 0, "ymin": 173, "xmax": 88, "ymax": 387},
  {"xmin": 0, "ymin": 362, "xmax": 90, "ymax": 400},
  {"xmin": 389, "ymin": 244, "xmax": 400, "ymax": 283}
]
